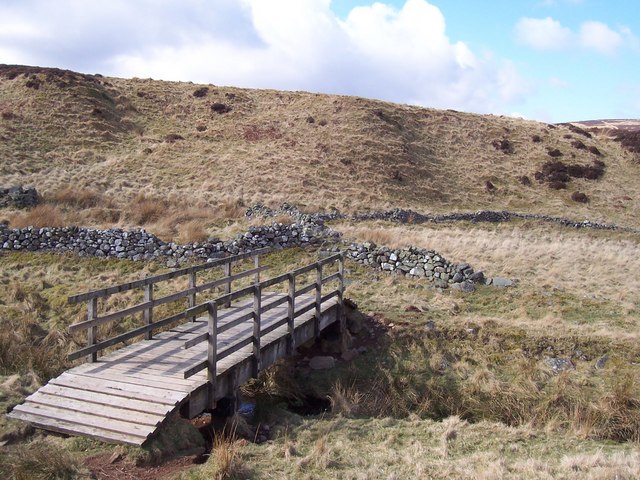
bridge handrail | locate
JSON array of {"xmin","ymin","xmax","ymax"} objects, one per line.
[
  {"xmin": 181, "ymin": 253, "xmax": 345, "ymax": 384},
  {"xmin": 67, "ymin": 248, "xmax": 272, "ymax": 362}
]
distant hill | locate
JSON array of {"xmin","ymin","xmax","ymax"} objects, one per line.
[{"xmin": 1, "ymin": 64, "xmax": 639, "ymax": 228}]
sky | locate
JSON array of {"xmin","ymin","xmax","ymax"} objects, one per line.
[{"xmin": 0, "ymin": 0, "xmax": 638, "ymax": 122}]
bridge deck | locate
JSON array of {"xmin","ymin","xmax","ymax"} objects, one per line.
[{"xmin": 9, "ymin": 292, "xmax": 339, "ymax": 445}]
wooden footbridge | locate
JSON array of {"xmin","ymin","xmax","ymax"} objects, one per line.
[{"xmin": 8, "ymin": 248, "xmax": 345, "ymax": 446}]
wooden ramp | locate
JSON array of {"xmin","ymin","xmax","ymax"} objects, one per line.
[{"xmin": 9, "ymin": 251, "xmax": 344, "ymax": 446}]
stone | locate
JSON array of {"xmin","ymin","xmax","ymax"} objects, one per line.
[
  {"xmin": 469, "ymin": 271, "xmax": 485, "ymax": 284},
  {"xmin": 595, "ymin": 354, "xmax": 609, "ymax": 369},
  {"xmin": 544, "ymin": 356, "xmax": 574, "ymax": 373},
  {"xmin": 452, "ymin": 272, "xmax": 464, "ymax": 283},
  {"xmin": 452, "ymin": 280, "xmax": 475, "ymax": 293},
  {"xmin": 341, "ymin": 350, "xmax": 357, "ymax": 361},
  {"xmin": 491, "ymin": 277, "xmax": 514, "ymax": 287},
  {"xmin": 309, "ymin": 356, "xmax": 336, "ymax": 370}
]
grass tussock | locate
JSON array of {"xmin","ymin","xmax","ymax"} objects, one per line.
[
  {"xmin": 0, "ymin": 440, "xmax": 83, "ymax": 480},
  {"xmin": 9, "ymin": 204, "xmax": 66, "ymax": 228},
  {"xmin": 52, "ymin": 187, "xmax": 103, "ymax": 209}
]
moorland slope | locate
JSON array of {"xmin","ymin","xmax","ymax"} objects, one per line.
[{"xmin": 1, "ymin": 64, "xmax": 639, "ymax": 231}]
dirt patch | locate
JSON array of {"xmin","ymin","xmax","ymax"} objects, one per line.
[{"xmin": 85, "ymin": 453, "xmax": 201, "ymax": 480}]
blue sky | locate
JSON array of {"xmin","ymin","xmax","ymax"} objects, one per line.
[{"xmin": 0, "ymin": 0, "xmax": 638, "ymax": 122}]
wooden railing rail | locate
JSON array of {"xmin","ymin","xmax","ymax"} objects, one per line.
[
  {"xmin": 182, "ymin": 253, "xmax": 344, "ymax": 384},
  {"xmin": 68, "ymin": 248, "xmax": 272, "ymax": 362}
]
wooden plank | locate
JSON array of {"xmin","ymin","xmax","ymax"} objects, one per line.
[
  {"xmin": 260, "ymin": 294, "xmax": 289, "ymax": 314},
  {"xmin": 183, "ymin": 360, "xmax": 208, "ymax": 379},
  {"xmin": 7, "ymin": 410, "xmax": 148, "ymax": 446},
  {"xmin": 68, "ymin": 247, "xmax": 272, "ymax": 303},
  {"xmin": 68, "ymin": 306, "xmax": 204, "ymax": 361},
  {"xmin": 321, "ymin": 290, "xmax": 340, "ymax": 304},
  {"xmin": 71, "ymin": 370, "xmax": 192, "ymax": 393},
  {"xmin": 322, "ymin": 271, "xmax": 341, "ymax": 285},
  {"xmin": 75, "ymin": 363, "xmax": 198, "ymax": 388},
  {"xmin": 213, "ymin": 285, "xmax": 255, "ymax": 307},
  {"xmin": 11, "ymin": 403, "xmax": 154, "ymax": 438},
  {"xmin": 260, "ymin": 317, "xmax": 288, "ymax": 337},
  {"xmin": 196, "ymin": 266, "xmax": 269, "ymax": 294},
  {"xmin": 260, "ymin": 272, "xmax": 289, "ymax": 289},
  {"xmin": 218, "ymin": 337, "xmax": 253, "ymax": 361},
  {"xmin": 184, "ymin": 332, "xmax": 208, "ymax": 349},
  {"xmin": 52, "ymin": 373, "xmax": 184, "ymax": 403},
  {"xmin": 27, "ymin": 392, "xmax": 164, "ymax": 426},
  {"xmin": 318, "ymin": 253, "xmax": 343, "ymax": 267},
  {"xmin": 87, "ymin": 298, "xmax": 98, "ymax": 363},
  {"xmin": 39, "ymin": 384, "xmax": 171, "ymax": 415},
  {"xmin": 295, "ymin": 283, "xmax": 316, "ymax": 296},
  {"xmin": 144, "ymin": 283, "xmax": 153, "ymax": 340},
  {"xmin": 295, "ymin": 302, "xmax": 316, "ymax": 318},
  {"xmin": 217, "ymin": 311, "xmax": 255, "ymax": 335}
]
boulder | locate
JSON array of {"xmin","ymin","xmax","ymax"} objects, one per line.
[{"xmin": 309, "ymin": 356, "xmax": 336, "ymax": 370}]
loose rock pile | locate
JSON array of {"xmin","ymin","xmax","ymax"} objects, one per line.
[
  {"xmin": 337, "ymin": 241, "xmax": 486, "ymax": 289},
  {"xmin": 0, "ymin": 186, "xmax": 39, "ymax": 209}
]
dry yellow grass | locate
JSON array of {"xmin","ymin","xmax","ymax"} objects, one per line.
[
  {"xmin": 1, "ymin": 66, "xmax": 640, "ymax": 231},
  {"xmin": 340, "ymin": 221, "xmax": 640, "ymax": 304}
]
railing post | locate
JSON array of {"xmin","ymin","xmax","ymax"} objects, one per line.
[
  {"xmin": 315, "ymin": 262, "xmax": 322, "ymax": 338},
  {"xmin": 87, "ymin": 298, "xmax": 98, "ymax": 362},
  {"xmin": 338, "ymin": 255, "xmax": 346, "ymax": 345},
  {"xmin": 224, "ymin": 261, "xmax": 232, "ymax": 308},
  {"xmin": 253, "ymin": 254, "xmax": 260, "ymax": 285},
  {"xmin": 287, "ymin": 273, "xmax": 296, "ymax": 355},
  {"xmin": 252, "ymin": 284, "xmax": 262, "ymax": 377},
  {"xmin": 188, "ymin": 271, "xmax": 197, "ymax": 322},
  {"xmin": 144, "ymin": 283, "xmax": 153, "ymax": 340},
  {"xmin": 208, "ymin": 302, "xmax": 218, "ymax": 410}
]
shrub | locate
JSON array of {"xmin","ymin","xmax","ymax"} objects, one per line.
[
  {"xmin": 588, "ymin": 145, "xmax": 602, "ymax": 156},
  {"xmin": 306, "ymin": 116, "xmax": 315, "ymax": 124},
  {"xmin": 614, "ymin": 130, "xmax": 640, "ymax": 154},
  {"xmin": 548, "ymin": 180, "xmax": 567, "ymax": 190},
  {"xmin": 571, "ymin": 140, "xmax": 586, "ymax": 150},
  {"xmin": 1, "ymin": 110, "xmax": 15, "ymax": 120},
  {"xmin": 519, "ymin": 175, "xmax": 532, "ymax": 186},
  {"xmin": 567, "ymin": 123, "xmax": 592, "ymax": 138},
  {"xmin": 193, "ymin": 87, "xmax": 209, "ymax": 98},
  {"xmin": 571, "ymin": 191, "xmax": 589, "ymax": 203},
  {"xmin": 491, "ymin": 139, "xmax": 514, "ymax": 154},
  {"xmin": 164, "ymin": 133, "xmax": 184, "ymax": 143},
  {"xmin": 196, "ymin": 125, "xmax": 207, "ymax": 132},
  {"xmin": 548, "ymin": 148, "xmax": 563, "ymax": 157},
  {"xmin": 318, "ymin": 119, "xmax": 328, "ymax": 126},
  {"xmin": 531, "ymin": 134, "xmax": 542, "ymax": 143},
  {"xmin": 25, "ymin": 77, "xmax": 41, "ymax": 89},
  {"xmin": 485, "ymin": 180, "xmax": 496, "ymax": 192},
  {"xmin": 211, "ymin": 103, "xmax": 231, "ymax": 114}
]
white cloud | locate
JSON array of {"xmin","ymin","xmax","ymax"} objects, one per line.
[
  {"xmin": 579, "ymin": 21, "xmax": 623, "ymax": 55},
  {"xmin": 515, "ymin": 16, "xmax": 633, "ymax": 55},
  {"xmin": 0, "ymin": 0, "xmax": 530, "ymax": 114},
  {"xmin": 515, "ymin": 17, "xmax": 573, "ymax": 50},
  {"xmin": 548, "ymin": 77, "xmax": 569, "ymax": 89}
]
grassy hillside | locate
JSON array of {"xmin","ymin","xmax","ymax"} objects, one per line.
[
  {"xmin": 1, "ymin": 65, "xmax": 640, "ymax": 479},
  {"xmin": 1, "ymin": 64, "xmax": 639, "ymax": 235}
]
